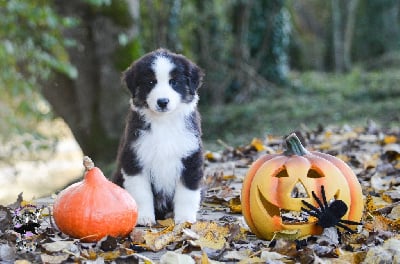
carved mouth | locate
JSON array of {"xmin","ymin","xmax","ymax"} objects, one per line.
[{"xmin": 258, "ymin": 188, "xmax": 317, "ymax": 225}]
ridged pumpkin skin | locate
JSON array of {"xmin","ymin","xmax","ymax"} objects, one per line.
[
  {"xmin": 241, "ymin": 133, "xmax": 363, "ymax": 240},
  {"xmin": 53, "ymin": 157, "xmax": 138, "ymax": 242}
]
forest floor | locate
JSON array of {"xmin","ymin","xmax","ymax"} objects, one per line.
[{"xmin": 1, "ymin": 122, "xmax": 400, "ymax": 263}]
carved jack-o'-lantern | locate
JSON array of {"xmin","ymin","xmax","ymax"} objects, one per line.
[{"xmin": 241, "ymin": 133, "xmax": 363, "ymax": 240}]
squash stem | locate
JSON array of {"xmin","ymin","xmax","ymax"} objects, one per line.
[
  {"xmin": 83, "ymin": 156, "xmax": 95, "ymax": 171},
  {"xmin": 284, "ymin": 133, "xmax": 309, "ymax": 156}
]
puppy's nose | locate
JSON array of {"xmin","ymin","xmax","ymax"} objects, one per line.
[{"xmin": 157, "ymin": 98, "xmax": 169, "ymax": 109}]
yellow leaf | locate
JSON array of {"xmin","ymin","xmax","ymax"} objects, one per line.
[
  {"xmin": 272, "ymin": 229, "xmax": 302, "ymax": 240},
  {"xmin": 191, "ymin": 221, "xmax": 229, "ymax": 250},
  {"xmin": 223, "ymin": 175, "xmax": 236, "ymax": 180},
  {"xmin": 383, "ymin": 135, "xmax": 397, "ymax": 144},
  {"xmin": 228, "ymin": 197, "xmax": 242, "ymax": 214},
  {"xmin": 205, "ymin": 151, "xmax": 215, "ymax": 160},
  {"xmin": 251, "ymin": 138, "xmax": 265, "ymax": 151},
  {"xmin": 99, "ymin": 251, "xmax": 120, "ymax": 261},
  {"xmin": 318, "ymin": 141, "xmax": 332, "ymax": 150},
  {"xmin": 201, "ymin": 251, "xmax": 210, "ymax": 264},
  {"xmin": 157, "ymin": 218, "xmax": 175, "ymax": 227},
  {"xmin": 336, "ymin": 154, "xmax": 350, "ymax": 163},
  {"xmin": 20, "ymin": 200, "xmax": 36, "ymax": 207}
]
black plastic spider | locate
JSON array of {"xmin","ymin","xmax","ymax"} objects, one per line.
[{"xmin": 301, "ymin": 185, "xmax": 362, "ymax": 233}]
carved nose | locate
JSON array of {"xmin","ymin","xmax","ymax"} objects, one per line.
[{"xmin": 157, "ymin": 98, "xmax": 169, "ymax": 109}]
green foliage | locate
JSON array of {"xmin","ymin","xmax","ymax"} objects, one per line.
[
  {"xmin": 114, "ymin": 38, "xmax": 144, "ymax": 71},
  {"xmin": 0, "ymin": 0, "xmax": 77, "ymax": 137},
  {"xmin": 353, "ymin": 0, "xmax": 399, "ymax": 61},
  {"xmin": 354, "ymin": 0, "xmax": 400, "ymax": 61},
  {"xmin": 86, "ymin": 0, "xmax": 133, "ymax": 27}
]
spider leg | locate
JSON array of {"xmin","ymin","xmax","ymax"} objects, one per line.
[
  {"xmin": 339, "ymin": 219, "xmax": 362, "ymax": 226},
  {"xmin": 311, "ymin": 191, "xmax": 325, "ymax": 212},
  {"xmin": 300, "ymin": 207, "xmax": 320, "ymax": 218},
  {"xmin": 335, "ymin": 222, "xmax": 357, "ymax": 233},
  {"xmin": 301, "ymin": 200, "xmax": 320, "ymax": 213},
  {"xmin": 320, "ymin": 185, "xmax": 329, "ymax": 208}
]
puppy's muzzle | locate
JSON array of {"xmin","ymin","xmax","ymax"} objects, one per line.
[{"xmin": 157, "ymin": 98, "xmax": 170, "ymax": 111}]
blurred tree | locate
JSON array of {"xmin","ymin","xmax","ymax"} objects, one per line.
[
  {"xmin": 353, "ymin": 0, "xmax": 400, "ymax": 65},
  {"xmin": 1, "ymin": 0, "xmax": 292, "ymax": 164},
  {"xmin": 0, "ymin": 0, "xmax": 77, "ymax": 136},
  {"xmin": 331, "ymin": 0, "xmax": 359, "ymax": 73},
  {"xmin": 188, "ymin": 0, "xmax": 290, "ymax": 104},
  {"xmin": 287, "ymin": 1, "xmax": 330, "ymax": 71},
  {"xmin": 41, "ymin": 0, "xmax": 138, "ymax": 165}
]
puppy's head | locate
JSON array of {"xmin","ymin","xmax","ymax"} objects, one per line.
[{"xmin": 123, "ymin": 49, "xmax": 204, "ymax": 114}]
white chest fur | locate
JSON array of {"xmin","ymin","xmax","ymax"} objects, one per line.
[{"xmin": 132, "ymin": 106, "xmax": 199, "ymax": 197}]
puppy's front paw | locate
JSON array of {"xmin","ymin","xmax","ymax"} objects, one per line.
[
  {"xmin": 174, "ymin": 212, "xmax": 197, "ymax": 224},
  {"xmin": 137, "ymin": 212, "xmax": 156, "ymax": 226}
]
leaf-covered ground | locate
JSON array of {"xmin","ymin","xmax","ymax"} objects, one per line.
[{"xmin": 1, "ymin": 122, "xmax": 400, "ymax": 263}]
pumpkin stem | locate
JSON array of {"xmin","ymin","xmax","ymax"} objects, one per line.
[
  {"xmin": 83, "ymin": 156, "xmax": 95, "ymax": 171},
  {"xmin": 284, "ymin": 133, "xmax": 309, "ymax": 156}
]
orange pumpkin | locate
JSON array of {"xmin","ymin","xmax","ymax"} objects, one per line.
[
  {"xmin": 241, "ymin": 133, "xmax": 363, "ymax": 240},
  {"xmin": 53, "ymin": 156, "xmax": 138, "ymax": 242}
]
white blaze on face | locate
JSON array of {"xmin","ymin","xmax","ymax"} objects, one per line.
[{"xmin": 147, "ymin": 56, "xmax": 180, "ymax": 113}]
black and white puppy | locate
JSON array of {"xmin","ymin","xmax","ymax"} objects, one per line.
[{"xmin": 113, "ymin": 49, "xmax": 204, "ymax": 226}]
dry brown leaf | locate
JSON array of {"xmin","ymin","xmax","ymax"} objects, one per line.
[
  {"xmin": 191, "ymin": 221, "xmax": 229, "ymax": 250},
  {"xmin": 143, "ymin": 225, "xmax": 177, "ymax": 251}
]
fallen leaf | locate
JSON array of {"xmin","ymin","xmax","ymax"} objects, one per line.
[
  {"xmin": 159, "ymin": 251, "xmax": 195, "ymax": 264},
  {"xmin": 157, "ymin": 218, "xmax": 175, "ymax": 227},
  {"xmin": 250, "ymin": 138, "xmax": 265, "ymax": 152},
  {"xmin": 228, "ymin": 197, "xmax": 242, "ymax": 214},
  {"xmin": 40, "ymin": 253, "xmax": 69, "ymax": 263},
  {"xmin": 0, "ymin": 243, "xmax": 16, "ymax": 262},
  {"xmin": 316, "ymin": 227, "xmax": 339, "ymax": 246},
  {"xmin": 364, "ymin": 238, "xmax": 400, "ymax": 263},
  {"xmin": 383, "ymin": 135, "xmax": 397, "ymax": 144},
  {"xmin": 41, "ymin": 240, "xmax": 76, "ymax": 252},
  {"xmin": 191, "ymin": 222, "xmax": 229, "ymax": 250},
  {"xmin": 259, "ymin": 250, "xmax": 288, "ymax": 263},
  {"xmin": 223, "ymin": 250, "xmax": 252, "ymax": 261},
  {"xmin": 98, "ymin": 250, "xmax": 121, "ymax": 261},
  {"xmin": 388, "ymin": 205, "xmax": 400, "ymax": 220},
  {"xmin": 143, "ymin": 226, "xmax": 177, "ymax": 252}
]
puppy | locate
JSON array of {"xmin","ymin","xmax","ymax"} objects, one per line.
[{"xmin": 113, "ymin": 49, "xmax": 204, "ymax": 225}]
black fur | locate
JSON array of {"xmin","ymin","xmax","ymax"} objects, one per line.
[{"xmin": 113, "ymin": 49, "xmax": 204, "ymax": 221}]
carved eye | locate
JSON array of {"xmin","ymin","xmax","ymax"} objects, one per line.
[{"xmin": 169, "ymin": 79, "xmax": 177, "ymax": 86}]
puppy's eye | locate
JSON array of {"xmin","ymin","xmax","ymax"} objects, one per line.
[
  {"xmin": 169, "ymin": 79, "xmax": 177, "ymax": 86},
  {"xmin": 149, "ymin": 80, "xmax": 156, "ymax": 85}
]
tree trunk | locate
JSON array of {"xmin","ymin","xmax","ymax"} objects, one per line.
[
  {"xmin": 343, "ymin": 0, "xmax": 359, "ymax": 71},
  {"xmin": 42, "ymin": 0, "xmax": 138, "ymax": 167},
  {"xmin": 331, "ymin": 0, "xmax": 344, "ymax": 73}
]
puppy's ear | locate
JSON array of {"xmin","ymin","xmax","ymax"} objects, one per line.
[
  {"xmin": 122, "ymin": 64, "xmax": 137, "ymax": 97},
  {"xmin": 187, "ymin": 63, "xmax": 204, "ymax": 95}
]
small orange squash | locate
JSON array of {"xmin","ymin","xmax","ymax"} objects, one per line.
[
  {"xmin": 53, "ymin": 156, "xmax": 138, "ymax": 242},
  {"xmin": 241, "ymin": 133, "xmax": 363, "ymax": 240}
]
